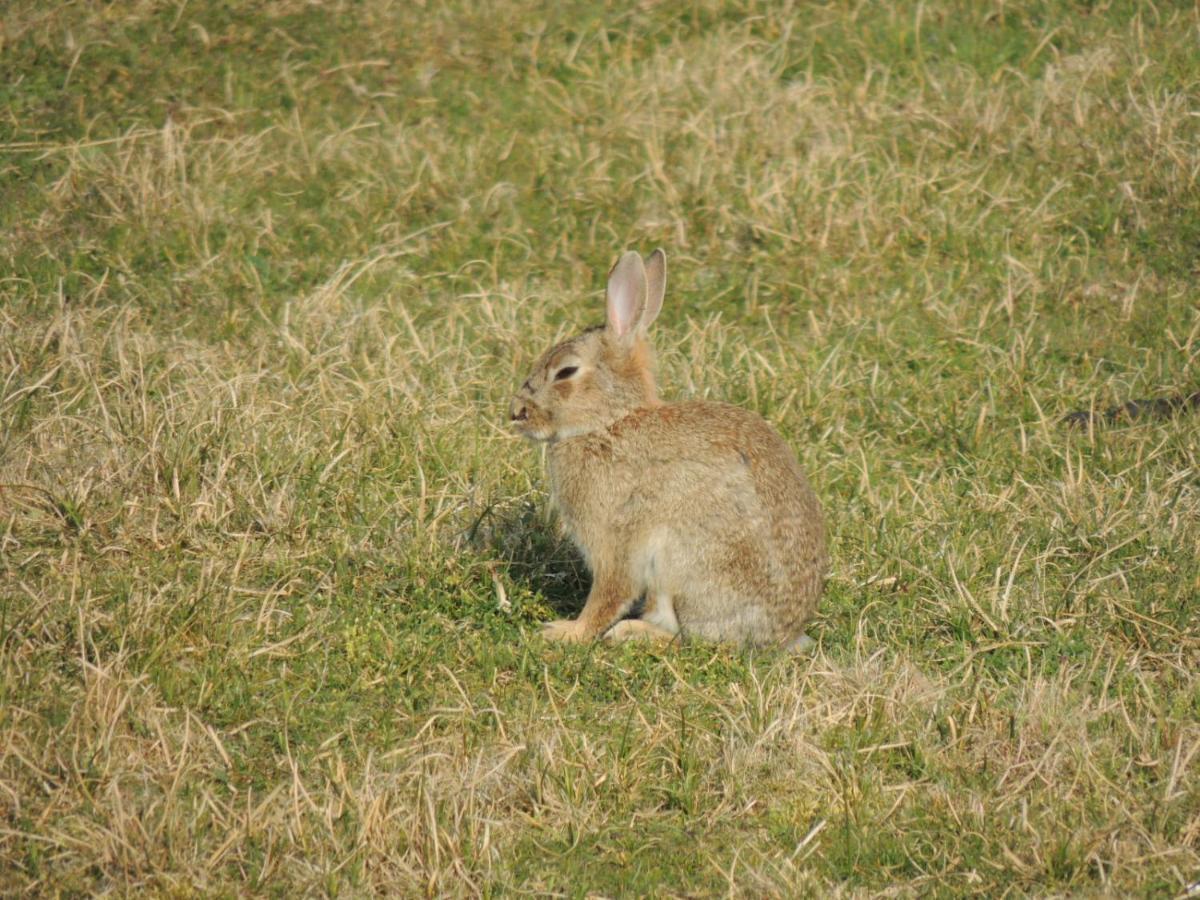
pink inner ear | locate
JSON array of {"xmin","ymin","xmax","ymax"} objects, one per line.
[{"xmin": 606, "ymin": 252, "xmax": 646, "ymax": 338}]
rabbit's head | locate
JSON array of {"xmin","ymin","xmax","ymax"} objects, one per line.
[{"xmin": 510, "ymin": 250, "xmax": 666, "ymax": 443}]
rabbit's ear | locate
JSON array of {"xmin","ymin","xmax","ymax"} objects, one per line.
[
  {"xmin": 605, "ymin": 251, "xmax": 647, "ymax": 342},
  {"xmin": 642, "ymin": 249, "xmax": 666, "ymax": 330}
]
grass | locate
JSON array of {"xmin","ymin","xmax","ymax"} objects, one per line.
[{"xmin": 2, "ymin": 0, "xmax": 1198, "ymax": 894}]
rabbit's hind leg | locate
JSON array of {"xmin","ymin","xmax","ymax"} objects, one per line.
[
  {"xmin": 606, "ymin": 593, "xmax": 679, "ymax": 644},
  {"xmin": 641, "ymin": 591, "xmax": 679, "ymax": 634},
  {"xmin": 605, "ymin": 618, "xmax": 678, "ymax": 644}
]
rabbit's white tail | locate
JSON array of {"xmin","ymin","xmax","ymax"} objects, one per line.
[{"xmin": 789, "ymin": 633, "xmax": 815, "ymax": 654}]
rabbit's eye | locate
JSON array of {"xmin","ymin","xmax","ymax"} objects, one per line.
[{"xmin": 554, "ymin": 366, "xmax": 579, "ymax": 381}]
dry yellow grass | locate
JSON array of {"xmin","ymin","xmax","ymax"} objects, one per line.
[{"xmin": 2, "ymin": 0, "xmax": 1198, "ymax": 894}]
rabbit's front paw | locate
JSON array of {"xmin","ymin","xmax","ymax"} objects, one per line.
[{"xmin": 541, "ymin": 619, "xmax": 589, "ymax": 643}]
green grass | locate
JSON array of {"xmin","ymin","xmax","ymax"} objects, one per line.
[{"xmin": 2, "ymin": 0, "xmax": 1199, "ymax": 894}]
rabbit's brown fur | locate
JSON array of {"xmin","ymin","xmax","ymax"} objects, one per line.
[{"xmin": 510, "ymin": 250, "xmax": 826, "ymax": 648}]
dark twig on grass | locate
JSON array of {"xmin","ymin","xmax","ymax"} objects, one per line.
[{"xmin": 1062, "ymin": 390, "xmax": 1200, "ymax": 428}]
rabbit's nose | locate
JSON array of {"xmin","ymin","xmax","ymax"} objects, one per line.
[{"xmin": 510, "ymin": 401, "xmax": 529, "ymax": 423}]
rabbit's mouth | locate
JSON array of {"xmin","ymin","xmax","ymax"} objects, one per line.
[
  {"xmin": 509, "ymin": 399, "xmax": 553, "ymax": 441},
  {"xmin": 512, "ymin": 421, "xmax": 555, "ymax": 442}
]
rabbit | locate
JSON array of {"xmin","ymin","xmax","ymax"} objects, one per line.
[{"xmin": 509, "ymin": 249, "xmax": 827, "ymax": 650}]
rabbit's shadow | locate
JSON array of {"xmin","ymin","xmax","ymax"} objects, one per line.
[{"xmin": 467, "ymin": 499, "xmax": 589, "ymax": 618}]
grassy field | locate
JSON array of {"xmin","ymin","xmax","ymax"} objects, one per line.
[{"xmin": 2, "ymin": 0, "xmax": 1199, "ymax": 894}]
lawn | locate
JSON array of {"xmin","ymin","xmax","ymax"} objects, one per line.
[{"xmin": 2, "ymin": 0, "xmax": 1198, "ymax": 895}]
